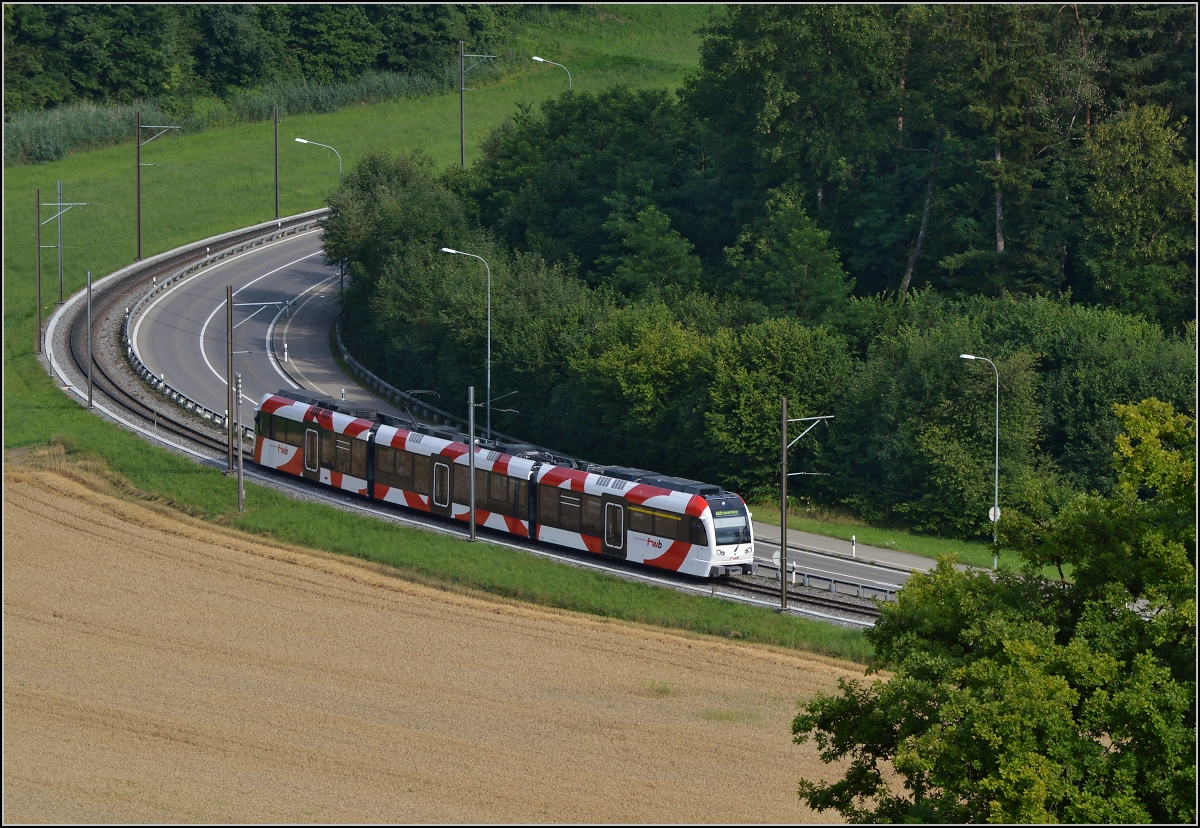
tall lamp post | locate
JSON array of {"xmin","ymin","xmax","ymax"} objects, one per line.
[
  {"xmin": 961, "ymin": 353, "xmax": 1000, "ymax": 569},
  {"xmin": 532, "ymin": 56, "xmax": 572, "ymax": 90},
  {"xmin": 295, "ymin": 138, "xmax": 342, "ymax": 184},
  {"xmin": 440, "ymin": 247, "xmax": 491, "ymax": 439}
]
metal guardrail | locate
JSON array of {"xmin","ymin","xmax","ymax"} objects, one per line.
[
  {"xmin": 122, "ymin": 210, "xmax": 328, "ymax": 443},
  {"xmin": 333, "ymin": 313, "xmax": 472, "ymax": 431},
  {"xmin": 333, "ymin": 314, "xmax": 585, "ymax": 466},
  {"xmin": 756, "ymin": 559, "xmax": 898, "ymax": 601}
]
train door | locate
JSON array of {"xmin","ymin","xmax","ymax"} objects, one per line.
[
  {"xmin": 303, "ymin": 428, "xmax": 320, "ymax": 481},
  {"xmin": 601, "ymin": 496, "xmax": 626, "ymax": 558},
  {"xmin": 431, "ymin": 460, "xmax": 452, "ymax": 517}
]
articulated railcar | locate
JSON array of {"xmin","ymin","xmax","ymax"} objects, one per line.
[{"xmin": 254, "ymin": 390, "xmax": 755, "ymax": 578}]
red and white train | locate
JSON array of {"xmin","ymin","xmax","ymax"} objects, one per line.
[{"xmin": 254, "ymin": 390, "xmax": 755, "ymax": 578}]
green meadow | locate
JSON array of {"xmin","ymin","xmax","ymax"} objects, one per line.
[{"xmin": 5, "ymin": 6, "xmax": 876, "ymax": 662}]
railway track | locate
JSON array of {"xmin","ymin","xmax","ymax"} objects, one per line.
[
  {"xmin": 56, "ymin": 219, "xmax": 323, "ymax": 461},
  {"xmin": 68, "ymin": 294, "xmax": 229, "ymax": 456},
  {"xmin": 727, "ymin": 574, "xmax": 883, "ymax": 622},
  {"xmin": 49, "ymin": 222, "xmax": 891, "ymax": 629}
]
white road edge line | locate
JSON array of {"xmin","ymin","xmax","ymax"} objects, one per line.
[
  {"xmin": 196, "ymin": 251, "xmax": 326, "ymax": 403},
  {"xmin": 266, "ymin": 275, "xmax": 340, "ymax": 395}
]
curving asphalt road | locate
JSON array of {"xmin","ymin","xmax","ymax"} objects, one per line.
[
  {"xmin": 132, "ymin": 229, "xmax": 930, "ymax": 590},
  {"xmin": 132, "ymin": 229, "xmax": 409, "ymax": 421}
]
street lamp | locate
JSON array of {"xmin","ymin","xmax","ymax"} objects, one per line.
[
  {"xmin": 295, "ymin": 138, "xmax": 342, "ymax": 184},
  {"xmin": 440, "ymin": 247, "xmax": 492, "ymax": 439},
  {"xmin": 961, "ymin": 353, "xmax": 1000, "ymax": 569},
  {"xmin": 532, "ymin": 56, "xmax": 572, "ymax": 90}
]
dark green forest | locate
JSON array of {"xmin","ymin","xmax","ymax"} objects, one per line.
[
  {"xmin": 322, "ymin": 4, "xmax": 1195, "ymax": 543},
  {"xmin": 3, "ymin": 3, "xmax": 515, "ymax": 110}
]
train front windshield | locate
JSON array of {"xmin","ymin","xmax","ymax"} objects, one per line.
[{"xmin": 707, "ymin": 496, "xmax": 752, "ymax": 545}]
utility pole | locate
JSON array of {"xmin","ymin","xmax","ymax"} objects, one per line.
[
  {"xmin": 237, "ymin": 373, "xmax": 245, "ymax": 513},
  {"xmin": 56, "ymin": 181, "xmax": 63, "ymax": 304},
  {"xmin": 469, "ymin": 385, "xmax": 476, "ymax": 541},
  {"xmin": 780, "ymin": 398, "xmax": 788, "ymax": 611},
  {"xmin": 274, "ymin": 106, "xmax": 280, "ymax": 220},
  {"xmin": 458, "ymin": 41, "xmax": 496, "ymax": 167},
  {"xmin": 86, "ymin": 271, "xmax": 93, "ymax": 409},
  {"xmin": 779, "ymin": 402, "xmax": 835, "ymax": 612},
  {"xmin": 227, "ymin": 285, "xmax": 235, "ymax": 473},
  {"xmin": 34, "ymin": 187, "xmax": 88, "ymax": 353},
  {"xmin": 460, "ymin": 41, "xmax": 465, "ymax": 168},
  {"xmin": 136, "ymin": 110, "xmax": 141, "ymax": 260},
  {"xmin": 135, "ymin": 111, "xmax": 180, "ymax": 261},
  {"xmin": 35, "ymin": 188, "xmax": 41, "ymax": 354},
  {"xmin": 40, "ymin": 186, "xmax": 89, "ymax": 309}
]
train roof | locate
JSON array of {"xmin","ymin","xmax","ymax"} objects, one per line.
[{"xmin": 585, "ymin": 466, "xmax": 726, "ymax": 497}]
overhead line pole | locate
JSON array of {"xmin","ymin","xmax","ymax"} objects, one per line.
[
  {"xmin": 34, "ymin": 187, "xmax": 87, "ymax": 350},
  {"xmin": 136, "ymin": 111, "xmax": 141, "ymax": 260},
  {"xmin": 781, "ymin": 398, "xmax": 788, "ymax": 611},
  {"xmin": 35, "ymin": 189, "xmax": 41, "ymax": 354},
  {"xmin": 469, "ymin": 385, "xmax": 477, "ymax": 541},
  {"xmin": 87, "ymin": 271, "xmax": 93, "ymax": 409},
  {"xmin": 135, "ymin": 111, "xmax": 180, "ymax": 261},
  {"xmin": 237, "ymin": 373, "xmax": 245, "ymax": 513},
  {"xmin": 56, "ymin": 180, "xmax": 63, "ymax": 304},
  {"xmin": 459, "ymin": 41, "xmax": 496, "ymax": 168},
  {"xmin": 779, "ymin": 406, "xmax": 835, "ymax": 611},
  {"xmin": 274, "ymin": 106, "xmax": 280, "ymax": 220},
  {"xmin": 460, "ymin": 41, "xmax": 465, "ymax": 168},
  {"xmin": 227, "ymin": 285, "xmax": 235, "ymax": 473}
]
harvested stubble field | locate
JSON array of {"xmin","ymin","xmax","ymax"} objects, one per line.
[{"xmin": 4, "ymin": 460, "xmax": 862, "ymax": 823}]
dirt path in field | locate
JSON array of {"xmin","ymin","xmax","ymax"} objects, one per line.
[{"xmin": 3, "ymin": 461, "xmax": 863, "ymax": 823}]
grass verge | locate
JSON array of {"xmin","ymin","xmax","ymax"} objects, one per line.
[
  {"xmin": 749, "ymin": 501, "xmax": 1072, "ymax": 580},
  {"xmin": 13, "ymin": 440, "xmax": 873, "ymax": 663}
]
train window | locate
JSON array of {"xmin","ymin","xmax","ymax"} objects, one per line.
[
  {"xmin": 413, "ymin": 454, "xmax": 431, "ymax": 495},
  {"xmin": 351, "ymin": 439, "xmax": 367, "ymax": 479},
  {"xmin": 334, "ymin": 436, "xmax": 352, "ymax": 473},
  {"xmin": 396, "ymin": 450, "xmax": 414, "ymax": 479},
  {"xmin": 582, "ymin": 495, "xmax": 602, "ymax": 536},
  {"xmin": 271, "ymin": 415, "xmax": 283, "ymax": 443},
  {"xmin": 690, "ymin": 518, "xmax": 709, "ymax": 547},
  {"xmin": 287, "ymin": 420, "xmax": 304, "ymax": 448},
  {"xmin": 489, "ymin": 473, "xmax": 509, "ymax": 503},
  {"xmin": 654, "ymin": 511, "xmax": 682, "ymax": 540},
  {"xmin": 454, "ymin": 465, "xmax": 470, "ymax": 504},
  {"xmin": 559, "ymin": 494, "xmax": 581, "ymax": 532},
  {"xmin": 376, "ymin": 446, "xmax": 393, "ymax": 476},
  {"xmin": 321, "ymin": 429, "xmax": 333, "ymax": 464},
  {"xmin": 513, "ymin": 481, "xmax": 527, "ymax": 519},
  {"xmin": 539, "ymin": 485, "xmax": 560, "ymax": 527},
  {"xmin": 630, "ymin": 507, "xmax": 653, "ymax": 535}
]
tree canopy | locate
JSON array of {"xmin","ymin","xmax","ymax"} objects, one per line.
[
  {"xmin": 3, "ymin": 4, "xmax": 514, "ymax": 111},
  {"xmin": 793, "ymin": 400, "xmax": 1195, "ymax": 823},
  {"xmin": 318, "ymin": 4, "xmax": 1194, "ymax": 544}
]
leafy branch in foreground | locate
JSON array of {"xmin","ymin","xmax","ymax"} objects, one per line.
[{"xmin": 792, "ymin": 399, "xmax": 1195, "ymax": 823}]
